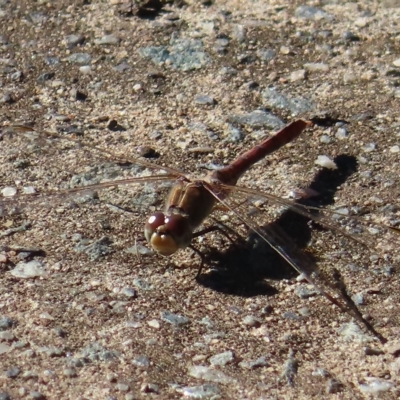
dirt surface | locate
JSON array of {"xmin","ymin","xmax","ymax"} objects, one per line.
[{"xmin": 1, "ymin": 0, "xmax": 400, "ymax": 399}]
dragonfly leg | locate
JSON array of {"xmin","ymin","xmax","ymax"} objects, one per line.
[
  {"xmin": 192, "ymin": 222, "xmax": 241, "ymax": 247},
  {"xmin": 331, "ymin": 268, "xmax": 387, "ymax": 344},
  {"xmin": 189, "ymin": 245, "xmax": 205, "ymax": 278}
]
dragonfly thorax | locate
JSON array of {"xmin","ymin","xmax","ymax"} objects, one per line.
[{"xmin": 144, "ymin": 211, "xmax": 193, "ymax": 256}]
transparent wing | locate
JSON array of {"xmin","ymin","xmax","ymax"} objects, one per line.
[
  {"xmin": 0, "ymin": 124, "xmax": 182, "ymax": 264},
  {"xmin": 203, "ymin": 180, "xmax": 400, "ymax": 342},
  {"xmin": 0, "ymin": 125, "xmax": 186, "ymax": 215}
]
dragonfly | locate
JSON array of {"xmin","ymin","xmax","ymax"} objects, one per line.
[{"xmin": 0, "ymin": 120, "xmax": 398, "ymax": 342}]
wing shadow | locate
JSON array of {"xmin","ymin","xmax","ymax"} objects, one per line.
[{"xmin": 197, "ymin": 154, "xmax": 358, "ymax": 297}]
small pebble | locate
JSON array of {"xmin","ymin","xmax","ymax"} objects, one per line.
[
  {"xmin": 147, "ymin": 319, "xmax": 160, "ymax": 329},
  {"xmin": 188, "ymin": 366, "xmax": 234, "ymax": 384},
  {"xmin": 342, "ymin": 31, "xmax": 360, "ymax": 41},
  {"xmin": 358, "ymin": 378, "xmax": 394, "ymax": 394},
  {"xmin": 242, "ymin": 315, "xmax": 261, "ymax": 327},
  {"xmin": 389, "ymin": 145, "xmax": 399, "ymax": 153},
  {"xmin": 320, "ymin": 134, "xmax": 332, "ymax": 144},
  {"xmin": 239, "ymin": 356, "xmax": 268, "ymax": 370},
  {"xmin": 10, "ymin": 260, "xmax": 47, "ymax": 279},
  {"xmin": 361, "ymin": 143, "xmax": 376, "ymax": 152},
  {"xmin": 0, "ymin": 317, "xmax": 13, "ymax": 331},
  {"xmin": 115, "ymin": 383, "xmax": 130, "ymax": 392},
  {"xmin": 160, "ymin": 311, "xmax": 189, "ymax": 326},
  {"xmin": 132, "ymin": 355, "xmax": 150, "ymax": 369},
  {"xmin": 336, "ymin": 127, "xmax": 348, "ymax": 139},
  {"xmin": 63, "ymin": 368, "xmax": 77, "ymax": 377},
  {"xmin": 1, "ymin": 187, "xmax": 17, "ymax": 197},
  {"xmin": 140, "ymin": 383, "xmax": 159, "ymax": 393},
  {"xmin": 315, "ymin": 155, "xmax": 337, "ymax": 169},
  {"xmin": 120, "ymin": 287, "xmax": 136, "ymax": 298},
  {"xmin": 280, "ymin": 46, "xmax": 290, "ymax": 55},
  {"xmin": 5, "ymin": 367, "xmax": 20, "ymax": 378},
  {"xmin": 290, "ymin": 69, "xmax": 306, "ymax": 82},
  {"xmin": 175, "ymin": 384, "xmax": 220, "ymax": 398},
  {"xmin": 94, "ymin": 34, "xmax": 121, "ymax": 45},
  {"xmin": 194, "ymin": 94, "xmax": 215, "ymax": 105},
  {"xmin": 303, "ymin": 63, "xmax": 329, "ymax": 72},
  {"xmin": 209, "ymin": 351, "xmax": 234, "ymax": 366},
  {"xmin": 393, "ymin": 58, "xmax": 400, "ymax": 67},
  {"xmin": 79, "ymin": 66, "xmax": 91, "ymax": 74},
  {"xmin": 65, "ymin": 34, "xmax": 85, "ymax": 48},
  {"xmin": 343, "ymin": 72, "xmax": 357, "ymax": 84},
  {"xmin": 67, "ymin": 53, "xmax": 91, "ymax": 64}
]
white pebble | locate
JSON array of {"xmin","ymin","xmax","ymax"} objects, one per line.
[
  {"xmin": 335, "ymin": 127, "xmax": 348, "ymax": 139},
  {"xmin": 10, "ymin": 260, "xmax": 48, "ymax": 279},
  {"xmin": 393, "ymin": 58, "xmax": 400, "ymax": 67},
  {"xmin": 1, "ymin": 187, "xmax": 17, "ymax": 197},
  {"xmin": 361, "ymin": 143, "xmax": 376, "ymax": 152},
  {"xmin": 315, "ymin": 155, "xmax": 337, "ymax": 169},
  {"xmin": 389, "ymin": 145, "xmax": 399, "ymax": 153},
  {"xmin": 147, "ymin": 319, "xmax": 160, "ymax": 329},
  {"xmin": 22, "ymin": 186, "xmax": 37, "ymax": 194},
  {"xmin": 359, "ymin": 378, "xmax": 394, "ymax": 394},
  {"xmin": 79, "ymin": 65, "xmax": 91, "ymax": 74},
  {"xmin": 290, "ymin": 69, "xmax": 306, "ymax": 82},
  {"xmin": 303, "ymin": 62, "xmax": 329, "ymax": 72}
]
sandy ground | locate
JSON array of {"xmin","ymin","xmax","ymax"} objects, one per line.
[{"xmin": 1, "ymin": 0, "xmax": 400, "ymax": 399}]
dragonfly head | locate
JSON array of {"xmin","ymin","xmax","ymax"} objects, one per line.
[{"xmin": 144, "ymin": 211, "xmax": 192, "ymax": 256}]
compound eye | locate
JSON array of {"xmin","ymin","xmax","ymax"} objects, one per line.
[
  {"xmin": 164, "ymin": 214, "xmax": 190, "ymax": 241},
  {"xmin": 144, "ymin": 212, "xmax": 165, "ymax": 242}
]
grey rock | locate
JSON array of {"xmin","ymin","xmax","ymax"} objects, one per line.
[
  {"xmin": 242, "ymin": 315, "xmax": 261, "ymax": 327},
  {"xmin": 239, "ymin": 356, "xmax": 268, "ymax": 370},
  {"xmin": 95, "ymin": 34, "xmax": 121, "ymax": 45},
  {"xmin": 10, "ymin": 71, "xmax": 23, "ymax": 81},
  {"xmin": 303, "ymin": 62, "xmax": 329, "ymax": 72},
  {"xmin": 0, "ymin": 317, "xmax": 13, "ymax": 331},
  {"xmin": 261, "ymin": 88, "xmax": 314, "ymax": 115},
  {"xmin": 188, "ymin": 366, "xmax": 235, "ymax": 384},
  {"xmin": 132, "ymin": 355, "xmax": 150, "ymax": 369},
  {"xmin": 5, "ymin": 367, "xmax": 20, "ymax": 378},
  {"xmin": 66, "ymin": 53, "xmax": 91, "ymax": 64},
  {"xmin": 65, "ymin": 34, "xmax": 85, "ymax": 48},
  {"xmin": 209, "ymin": 351, "xmax": 234, "ymax": 366},
  {"xmin": 232, "ymin": 24, "xmax": 246, "ymax": 42},
  {"xmin": 29, "ymin": 392, "xmax": 45, "ymax": 400},
  {"xmin": 194, "ymin": 94, "xmax": 215, "ymax": 105},
  {"xmin": 342, "ymin": 31, "xmax": 360, "ymax": 41},
  {"xmin": 37, "ymin": 72, "xmax": 55, "ymax": 82},
  {"xmin": 257, "ymin": 48, "xmax": 275, "ymax": 61},
  {"xmin": 320, "ymin": 134, "xmax": 332, "ymax": 144},
  {"xmin": 79, "ymin": 343, "xmax": 119, "ymax": 362},
  {"xmin": 43, "ymin": 56, "xmax": 60, "ymax": 65},
  {"xmin": 74, "ymin": 236, "xmax": 113, "ymax": 261},
  {"xmin": 115, "ymin": 383, "xmax": 130, "ymax": 392},
  {"xmin": 160, "ymin": 311, "xmax": 189, "ymax": 326},
  {"xmin": 138, "ymin": 38, "xmax": 209, "ymax": 71},
  {"xmin": 175, "ymin": 384, "xmax": 220, "ymax": 398},
  {"xmin": 10, "ymin": 260, "xmax": 47, "ymax": 279},
  {"xmin": 227, "ymin": 110, "xmax": 284, "ymax": 129},
  {"xmin": 224, "ymin": 124, "xmax": 244, "ymax": 143},
  {"xmin": 120, "ymin": 287, "xmax": 136, "ymax": 298},
  {"xmin": 113, "ymin": 61, "xmax": 130, "ymax": 72},
  {"xmin": 352, "ymin": 292, "xmax": 365, "ymax": 306},
  {"xmin": 295, "ymin": 5, "xmax": 333, "ymax": 20},
  {"xmin": 294, "ymin": 284, "xmax": 319, "ymax": 299}
]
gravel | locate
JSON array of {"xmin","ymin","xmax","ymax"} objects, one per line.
[{"xmin": 0, "ymin": 0, "xmax": 399, "ymax": 398}]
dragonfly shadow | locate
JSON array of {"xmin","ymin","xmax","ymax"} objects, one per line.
[{"xmin": 197, "ymin": 154, "xmax": 358, "ymax": 297}]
